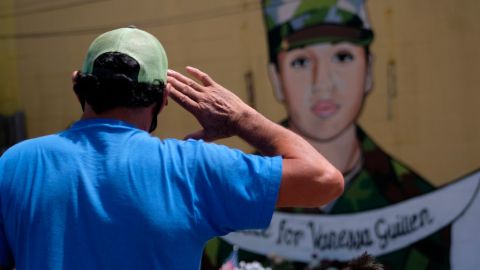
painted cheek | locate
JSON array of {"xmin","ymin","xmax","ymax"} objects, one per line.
[
  {"xmin": 283, "ymin": 84, "xmax": 307, "ymax": 114},
  {"xmin": 303, "ymin": 86, "xmax": 314, "ymax": 107}
]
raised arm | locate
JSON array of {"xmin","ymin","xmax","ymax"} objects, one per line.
[{"xmin": 167, "ymin": 67, "xmax": 343, "ymax": 207}]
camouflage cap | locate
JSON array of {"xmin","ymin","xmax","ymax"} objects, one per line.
[{"xmin": 262, "ymin": 0, "xmax": 374, "ymax": 62}]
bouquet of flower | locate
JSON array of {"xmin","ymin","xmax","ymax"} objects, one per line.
[{"xmin": 219, "ymin": 247, "xmax": 383, "ymax": 270}]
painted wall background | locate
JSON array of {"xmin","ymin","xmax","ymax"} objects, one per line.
[
  {"xmin": 0, "ymin": 0, "xmax": 478, "ymax": 184},
  {"xmin": 0, "ymin": 0, "xmax": 26, "ymax": 153},
  {"xmin": 0, "ymin": 0, "xmax": 20, "ymax": 116},
  {"xmin": 1, "ymin": 0, "xmax": 479, "ymax": 269}
]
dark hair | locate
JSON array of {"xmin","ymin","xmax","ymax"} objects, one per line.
[{"xmin": 73, "ymin": 52, "xmax": 165, "ymax": 114}]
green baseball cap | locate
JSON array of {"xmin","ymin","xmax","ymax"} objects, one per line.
[
  {"xmin": 81, "ymin": 26, "xmax": 168, "ymax": 83},
  {"xmin": 262, "ymin": 0, "xmax": 374, "ymax": 61}
]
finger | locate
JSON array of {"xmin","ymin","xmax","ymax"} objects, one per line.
[
  {"xmin": 167, "ymin": 69, "xmax": 205, "ymax": 92},
  {"xmin": 186, "ymin": 66, "xmax": 215, "ymax": 86},
  {"xmin": 167, "ymin": 76, "xmax": 202, "ymax": 102},
  {"xmin": 166, "ymin": 83, "xmax": 198, "ymax": 113}
]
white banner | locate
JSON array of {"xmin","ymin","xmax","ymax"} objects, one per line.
[
  {"xmin": 451, "ymin": 170, "xmax": 480, "ymax": 269},
  {"xmin": 223, "ymin": 171, "xmax": 480, "ymax": 262}
]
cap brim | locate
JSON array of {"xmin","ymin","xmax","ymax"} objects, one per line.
[{"xmin": 284, "ymin": 24, "xmax": 374, "ymax": 50}]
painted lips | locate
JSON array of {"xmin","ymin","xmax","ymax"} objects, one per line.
[{"xmin": 311, "ymin": 101, "xmax": 338, "ymax": 118}]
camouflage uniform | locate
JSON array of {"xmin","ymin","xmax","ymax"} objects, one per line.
[
  {"xmin": 203, "ymin": 1, "xmax": 451, "ymax": 269},
  {"xmin": 204, "ymin": 127, "xmax": 451, "ymax": 270}
]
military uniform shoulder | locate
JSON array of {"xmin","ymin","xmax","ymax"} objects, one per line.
[{"xmin": 357, "ymin": 127, "xmax": 435, "ymax": 195}]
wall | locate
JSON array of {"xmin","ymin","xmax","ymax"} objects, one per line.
[
  {"xmin": 364, "ymin": 0, "xmax": 480, "ymax": 184},
  {"xmin": 1, "ymin": 0, "xmax": 478, "ymax": 185},
  {"xmin": 0, "ymin": 0, "xmax": 21, "ymax": 115}
]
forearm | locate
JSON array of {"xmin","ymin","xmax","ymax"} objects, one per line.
[
  {"xmin": 232, "ymin": 107, "xmax": 313, "ymax": 159},
  {"xmin": 234, "ymin": 108, "xmax": 344, "ymax": 207}
]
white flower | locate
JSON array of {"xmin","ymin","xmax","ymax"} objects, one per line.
[{"xmin": 236, "ymin": 261, "xmax": 272, "ymax": 270}]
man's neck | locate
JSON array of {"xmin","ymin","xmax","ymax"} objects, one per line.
[{"xmin": 81, "ymin": 105, "xmax": 153, "ymax": 132}]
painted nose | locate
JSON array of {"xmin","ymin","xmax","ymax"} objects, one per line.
[{"xmin": 312, "ymin": 62, "xmax": 334, "ymax": 97}]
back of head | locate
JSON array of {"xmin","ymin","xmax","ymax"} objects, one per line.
[{"xmin": 74, "ymin": 27, "xmax": 168, "ymax": 114}]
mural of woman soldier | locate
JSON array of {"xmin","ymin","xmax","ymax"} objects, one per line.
[{"xmin": 202, "ymin": 0, "xmax": 455, "ymax": 269}]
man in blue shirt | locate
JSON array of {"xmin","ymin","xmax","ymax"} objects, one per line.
[{"xmin": 0, "ymin": 27, "xmax": 343, "ymax": 270}]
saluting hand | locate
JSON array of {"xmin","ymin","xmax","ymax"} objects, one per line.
[{"xmin": 167, "ymin": 67, "xmax": 254, "ymax": 141}]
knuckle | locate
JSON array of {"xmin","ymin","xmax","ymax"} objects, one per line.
[
  {"xmin": 201, "ymin": 74, "xmax": 212, "ymax": 83},
  {"xmin": 178, "ymin": 95, "xmax": 188, "ymax": 104}
]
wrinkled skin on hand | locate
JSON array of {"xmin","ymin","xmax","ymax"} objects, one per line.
[{"xmin": 167, "ymin": 67, "xmax": 253, "ymax": 141}]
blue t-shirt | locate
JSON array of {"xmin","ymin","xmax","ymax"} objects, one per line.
[{"xmin": 0, "ymin": 118, "xmax": 282, "ymax": 270}]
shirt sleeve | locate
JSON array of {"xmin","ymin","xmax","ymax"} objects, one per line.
[
  {"xmin": 0, "ymin": 160, "xmax": 14, "ymax": 268},
  {"xmin": 181, "ymin": 140, "xmax": 282, "ymax": 237},
  {"xmin": 0, "ymin": 220, "xmax": 13, "ymax": 268}
]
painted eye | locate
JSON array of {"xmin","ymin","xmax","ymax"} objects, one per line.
[
  {"xmin": 334, "ymin": 51, "xmax": 354, "ymax": 63},
  {"xmin": 290, "ymin": 56, "xmax": 311, "ymax": 69}
]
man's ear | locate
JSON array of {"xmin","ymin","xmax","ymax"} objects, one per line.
[
  {"xmin": 71, "ymin": 70, "xmax": 85, "ymax": 111},
  {"xmin": 72, "ymin": 70, "xmax": 80, "ymax": 97},
  {"xmin": 268, "ymin": 63, "xmax": 285, "ymax": 102},
  {"xmin": 365, "ymin": 54, "xmax": 374, "ymax": 94},
  {"xmin": 72, "ymin": 70, "xmax": 79, "ymax": 85},
  {"xmin": 159, "ymin": 85, "xmax": 168, "ymax": 113}
]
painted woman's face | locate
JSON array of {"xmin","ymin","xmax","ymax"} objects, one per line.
[{"xmin": 277, "ymin": 42, "xmax": 369, "ymax": 141}]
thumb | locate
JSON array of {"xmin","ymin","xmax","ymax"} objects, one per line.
[{"xmin": 184, "ymin": 129, "xmax": 207, "ymax": 141}]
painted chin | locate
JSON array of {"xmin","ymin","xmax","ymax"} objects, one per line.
[{"xmin": 311, "ymin": 100, "xmax": 339, "ymax": 119}]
